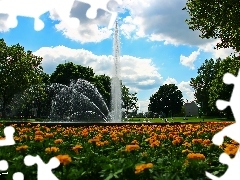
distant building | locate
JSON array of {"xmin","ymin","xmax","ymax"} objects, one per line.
[{"xmin": 184, "ymin": 101, "xmax": 199, "ymax": 116}]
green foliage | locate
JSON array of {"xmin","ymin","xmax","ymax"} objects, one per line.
[
  {"xmin": 148, "ymin": 84, "xmax": 183, "ymax": 117},
  {"xmin": 190, "ymin": 58, "xmax": 219, "ymax": 116},
  {"xmin": 92, "ymin": 74, "xmax": 111, "ymax": 109},
  {"xmin": 122, "ymin": 85, "xmax": 139, "ymax": 116},
  {"xmin": 183, "ymin": 0, "xmax": 240, "ymax": 52},
  {"xmin": 50, "ymin": 62, "xmax": 95, "ymax": 86},
  {"xmin": 0, "ymin": 122, "xmax": 230, "ymax": 179},
  {"xmin": 208, "ymin": 57, "xmax": 240, "ymax": 118},
  {"xmin": 190, "ymin": 56, "xmax": 240, "ymax": 117},
  {"xmin": 0, "ymin": 39, "xmax": 44, "ymax": 118}
]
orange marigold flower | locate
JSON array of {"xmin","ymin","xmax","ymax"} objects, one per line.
[
  {"xmin": 224, "ymin": 144, "xmax": 239, "ymax": 156},
  {"xmin": 192, "ymin": 139, "xmax": 203, "ymax": 144},
  {"xmin": 54, "ymin": 139, "xmax": 63, "ymax": 144},
  {"xmin": 45, "ymin": 147, "xmax": 59, "ymax": 154},
  {"xmin": 135, "ymin": 163, "xmax": 153, "ymax": 174},
  {"xmin": 16, "ymin": 145, "xmax": 28, "ymax": 151},
  {"xmin": 150, "ymin": 140, "xmax": 160, "ymax": 147},
  {"xmin": 125, "ymin": 144, "xmax": 140, "ymax": 152},
  {"xmin": 35, "ymin": 131, "xmax": 44, "ymax": 135},
  {"xmin": 72, "ymin": 145, "xmax": 83, "ymax": 154},
  {"xmin": 45, "ymin": 133, "xmax": 54, "ymax": 138},
  {"xmin": 34, "ymin": 135, "xmax": 44, "ymax": 142},
  {"xmin": 187, "ymin": 153, "xmax": 205, "ymax": 160},
  {"xmin": 131, "ymin": 140, "xmax": 139, "ymax": 145},
  {"xmin": 14, "ymin": 136, "xmax": 21, "ymax": 141},
  {"xmin": 172, "ymin": 139, "xmax": 181, "ymax": 145},
  {"xmin": 182, "ymin": 141, "xmax": 191, "ymax": 147},
  {"xmin": 56, "ymin": 154, "xmax": 72, "ymax": 166},
  {"xmin": 202, "ymin": 139, "xmax": 211, "ymax": 146}
]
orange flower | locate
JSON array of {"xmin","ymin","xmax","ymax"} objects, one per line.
[
  {"xmin": 56, "ymin": 154, "xmax": 72, "ymax": 166},
  {"xmin": 202, "ymin": 139, "xmax": 211, "ymax": 146},
  {"xmin": 16, "ymin": 145, "xmax": 28, "ymax": 151},
  {"xmin": 45, "ymin": 133, "xmax": 54, "ymax": 138},
  {"xmin": 224, "ymin": 144, "xmax": 239, "ymax": 156},
  {"xmin": 34, "ymin": 135, "xmax": 44, "ymax": 142},
  {"xmin": 35, "ymin": 131, "xmax": 44, "ymax": 135},
  {"xmin": 54, "ymin": 139, "xmax": 63, "ymax": 144},
  {"xmin": 72, "ymin": 145, "xmax": 83, "ymax": 154},
  {"xmin": 131, "ymin": 140, "xmax": 139, "ymax": 145},
  {"xmin": 187, "ymin": 153, "xmax": 205, "ymax": 160},
  {"xmin": 135, "ymin": 163, "xmax": 153, "ymax": 174},
  {"xmin": 125, "ymin": 144, "xmax": 140, "ymax": 152},
  {"xmin": 150, "ymin": 140, "xmax": 160, "ymax": 147},
  {"xmin": 45, "ymin": 147, "xmax": 59, "ymax": 154}
]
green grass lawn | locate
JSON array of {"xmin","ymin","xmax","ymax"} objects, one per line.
[
  {"xmin": 125, "ymin": 116, "xmax": 234, "ymax": 123},
  {"xmin": 0, "ymin": 116, "xmax": 234, "ymax": 123}
]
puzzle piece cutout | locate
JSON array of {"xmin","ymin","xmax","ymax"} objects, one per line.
[
  {"xmin": 24, "ymin": 155, "xmax": 60, "ymax": 180},
  {"xmin": 206, "ymin": 69, "xmax": 240, "ymax": 179},
  {"xmin": 75, "ymin": 0, "xmax": 122, "ymax": 29},
  {"xmin": 0, "ymin": 126, "xmax": 15, "ymax": 146},
  {"xmin": 0, "ymin": 160, "xmax": 8, "ymax": 171},
  {"xmin": 5, "ymin": 155, "xmax": 60, "ymax": 180},
  {"xmin": 0, "ymin": 0, "xmax": 122, "ymax": 31}
]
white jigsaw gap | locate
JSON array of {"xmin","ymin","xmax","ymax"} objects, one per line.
[
  {"xmin": 0, "ymin": 160, "xmax": 8, "ymax": 171},
  {"xmin": 52, "ymin": 0, "xmax": 80, "ymax": 29},
  {"xmin": 75, "ymin": 0, "xmax": 122, "ymax": 29},
  {"xmin": 0, "ymin": 0, "xmax": 56, "ymax": 31},
  {"xmin": 24, "ymin": 155, "xmax": 60, "ymax": 180},
  {"xmin": 206, "ymin": 69, "xmax": 240, "ymax": 179},
  {"xmin": 0, "ymin": 0, "xmax": 122, "ymax": 30},
  {"xmin": 0, "ymin": 126, "xmax": 15, "ymax": 146}
]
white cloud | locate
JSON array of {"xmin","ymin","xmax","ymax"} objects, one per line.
[
  {"xmin": 137, "ymin": 99, "xmax": 150, "ymax": 113},
  {"xmin": 33, "ymin": 45, "xmax": 162, "ymax": 91},
  {"xmin": 178, "ymin": 81, "xmax": 195, "ymax": 102},
  {"xmin": 163, "ymin": 77, "xmax": 177, "ymax": 85},
  {"xmin": 180, "ymin": 49, "xmax": 201, "ymax": 70},
  {"xmin": 198, "ymin": 40, "xmax": 237, "ymax": 59},
  {"xmin": 120, "ymin": 0, "xmax": 212, "ymax": 46},
  {"xmin": 120, "ymin": 0, "xmax": 237, "ymax": 59}
]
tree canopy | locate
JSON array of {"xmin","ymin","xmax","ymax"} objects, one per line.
[
  {"xmin": 190, "ymin": 56, "xmax": 240, "ymax": 117},
  {"xmin": 50, "ymin": 62, "xmax": 95, "ymax": 85},
  {"xmin": 0, "ymin": 39, "xmax": 44, "ymax": 117},
  {"xmin": 148, "ymin": 84, "xmax": 183, "ymax": 117},
  {"xmin": 183, "ymin": 0, "xmax": 240, "ymax": 53},
  {"xmin": 122, "ymin": 85, "xmax": 138, "ymax": 116}
]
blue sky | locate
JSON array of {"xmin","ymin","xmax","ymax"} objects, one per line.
[{"xmin": 0, "ymin": 0, "xmax": 234, "ymax": 112}]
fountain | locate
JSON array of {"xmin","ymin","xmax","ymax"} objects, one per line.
[
  {"xmin": 5, "ymin": 21, "xmax": 122, "ymax": 124},
  {"xmin": 109, "ymin": 21, "xmax": 122, "ymax": 122},
  {"xmin": 49, "ymin": 79, "xmax": 110, "ymax": 122},
  {"xmin": 49, "ymin": 21, "xmax": 122, "ymax": 123}
]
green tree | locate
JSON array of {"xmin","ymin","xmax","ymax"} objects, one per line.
[
  {"xmin": 209, "ymin": 56, "xmax": 240, "ymax": 118},
  {"xmin": 121, "ymin": 85, "xmax": 138, "ymax": 116},
  {"xmin": 183, "ymin": 0, "xmax": 240, "ymax": 52},
  {"xmin": 190, "ymin": 58, "xmax": 220, "ymax": 116},
  {"xmin": 0, "ymin": 39, "xmax": 43, "ymax": 118},
  {"xmin": 10, "ymin": 84, "xmax": 49, "ymax": 118},
  {"xmin": 50, "ymin": 62, "xmax": 95, "ymax": 86},
  {"xmin": 92, "ymin": 74, "xmax": 111, "ymax": 109},
  {"xmin": 148, "ymin": 84, "xmax": 183, "ymax": 117}
]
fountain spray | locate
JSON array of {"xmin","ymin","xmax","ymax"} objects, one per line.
[{"xmin": 110, "ymin": 21, "xmax": 122, "ymax": 122}]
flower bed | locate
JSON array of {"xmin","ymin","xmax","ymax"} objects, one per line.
[{"xmin": 0, "ymin": 122, "xmax": 237, "ymax": 180}]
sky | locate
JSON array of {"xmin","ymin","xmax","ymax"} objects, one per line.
[{"xmin": 0, "ymin": 0, "xmax": 235, "ymax": 113}]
